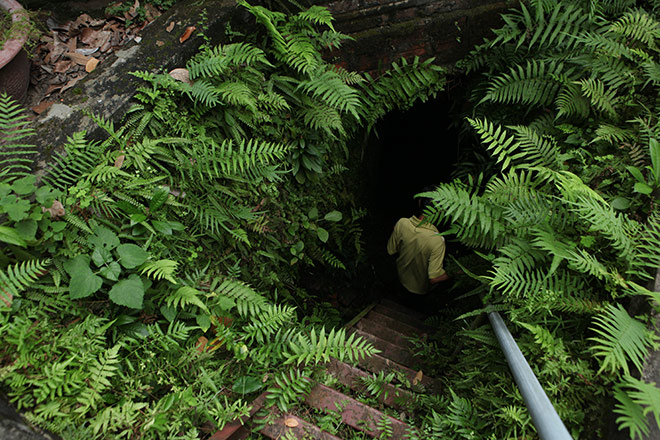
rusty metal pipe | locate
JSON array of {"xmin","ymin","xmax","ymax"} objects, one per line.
[{"xmin": 488, "ymin": 309, "xmax": 573, "ymax": 440}]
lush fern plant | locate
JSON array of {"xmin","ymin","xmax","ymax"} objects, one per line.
[{"xmin": 417, "ymin": 0, "xmax": 660, "ymax": 438}]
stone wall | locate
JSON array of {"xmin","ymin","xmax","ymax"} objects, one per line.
[{"xmin": 318, "ymin": 0, "xmax": 515, "ymax": 74}]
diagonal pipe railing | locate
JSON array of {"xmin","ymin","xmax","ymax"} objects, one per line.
[{"xmin": 487, "ymin": 308, "xmax": 573, "ymax": 440}]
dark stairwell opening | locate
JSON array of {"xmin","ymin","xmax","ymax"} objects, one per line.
[{"xmin": 360, "ymin": 87, "xmax": 464, "ymax": 303}]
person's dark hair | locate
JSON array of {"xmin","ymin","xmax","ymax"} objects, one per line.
[{"xmin": 415, "ymin": 185, "xmax": 436, "ymax": 216}]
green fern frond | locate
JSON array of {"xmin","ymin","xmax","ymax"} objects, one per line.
[
  {"xmin": 188, "ymin": 42, "xmax": 271, "ymax": 78},
  {"xmin": 300, "ymin": 103, "xmax": 344, "ymax": 135},
  {"xmin": 577, "ymin": 78, "xmax": 619, "ymax": 119},
  {"xmin": 610, "ymin": 9, "xmax": 660, "ymax": 48},
  {"xmin": 243, "ymin": 304, "xmax": 296, "ymax": 343},
  {"xmin": 75, "ymin": 344, "xmax": 120, "ymax": 414},
  {"xmin": 188, "ymin": 80, "xmax": 221, "ymax": 107},
  {"xmin": 284, "ymin": 327, "xmax": 378, "ymax": 365},
  {"xmin": 482, "ymin": 60, "xmax": 563, "ymax": 107},
  {"xmin": 589, "ymin": 304, "xmax": 657, "ymax": 375},
  {"xmin": 44, "ymin": 133, "xmax": 107, "ymax": 191},
  {"xmin": 0, "ymin": 93, "xmax": 36, "ymax": 181},
  {"xmin": 468, "ymin": 117, "xmax": 522, "ymax": 170},
  {"xmin": 297, "ymin": 70, "xmax": 361, "ymax": 118},
  {"xmin": 592, "ymin": 123, "xmax": 634, "ymax": 145},
  {"xmin": 140, "ymin": 260, "xmax": 178, "ymax": 284},
  {"xmin": 166, "ymin": 286, "xmax": 209, "ymax": 313},
  {"xmin": 210, "ymin": 278, "xmax": 268, "ymax": 317},
  {"xmin": 0, "ymin": 259, "xmax": 50, "ymax": 308},
  {"xmin": 613, "ymin": 383, "xmax": 649, "ymax": 440},
  {"xmin": 555, "ymin": 82, "xmax": 590, "ymax": 119}
]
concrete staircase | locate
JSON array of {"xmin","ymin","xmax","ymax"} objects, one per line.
[{"xmin": 211, "ymin": 298, "xmax": 439, "ymax": 439}]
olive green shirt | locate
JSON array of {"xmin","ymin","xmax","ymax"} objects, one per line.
[{"xmin": 387, "ymin": 216, "xmax": 446, "ymax": 294}]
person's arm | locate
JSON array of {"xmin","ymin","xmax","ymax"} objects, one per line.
[
  {"xmin": 430, "ymin": 273, "xmax": 449, "ymax": 284},
  {"xmin": 387, "ymin": 221, "xmax": 400, "ymax": 255},
  {"xmin": 428, "ymin": 236, "xmax": 447, "ymax": 284}
]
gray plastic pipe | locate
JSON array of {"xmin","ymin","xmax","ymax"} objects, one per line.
[{"xmin": 487, "ymin": 310, "xmax": 573, "ymax": 440}]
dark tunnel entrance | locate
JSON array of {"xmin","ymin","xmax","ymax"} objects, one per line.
[{"xmin": 361, "ymin": 89, "xmax": 463, "ymax": 295}]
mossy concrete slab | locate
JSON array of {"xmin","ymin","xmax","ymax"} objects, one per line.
[{"xmin": 30, "ymin": 0, "xmax": 252, "ymax": 174}]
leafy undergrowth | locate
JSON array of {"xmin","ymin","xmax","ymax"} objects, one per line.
[{"xmin": 0, "ymin": 1, "xmax": 445, "ymax": 438}]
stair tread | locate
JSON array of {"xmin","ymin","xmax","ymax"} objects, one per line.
[
  {"xmin": 305, "ymin": 383, "xmax": 417, "ymax": 438},
  {"xmin": 355, "ymin": 317, "xmax": 415, "ymax": 349},
  {"xmin": 374, "ymin": 302, "xmax": 431, "ymax": 328},
  {"xmin": 365, "ymin": 310, "xmax": 429, "ymax": 337},
  {"xmin": 350, "ymin": 328, "xmax": 415, "ymax": 367},
  {"xmin": 259, "ymin": 412, "xmax": 343, "ymax": 440},
  {"xmin": 358, "ymin": 352, "xmax": 440, "ymax": 392},
  {"xmin": 326, "ymin": 358, "xmax": 414, "ymax": 410}
]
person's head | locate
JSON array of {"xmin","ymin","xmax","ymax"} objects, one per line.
[{"xmin": 415, "ymin": 185, "xmax": 436, "ymax": 217}]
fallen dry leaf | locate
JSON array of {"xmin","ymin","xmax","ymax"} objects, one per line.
[
  {"xmin": 128, "ymin": 0, "xmax": 140, "ymax": 17},
  {"xmin": 66, "ymin": 51, "xmax": 91, "ymax": 65},
  {"xmin": 77, "ymin": 47, "xmax": 99, "ymax": 56},
  {"xmin": 85, "ymin": 57, "xmax": 100, "ymax": 73},
  {"xmin": 413, "ymin": 370, "xmax": 423, "ymax": 386},
  {"xmin": 60, "ymin": 75, "xmax": 81, "ymax": 93},
  {"xmin": 42, "ymin": 200, "xmax": 65, "ymax": 219},
  {"xmin": 165, "ymin": 21, "xmax": 174, "ymax": 32},
  {"xmin": 284, "ymin": 418, "xmax": 299, "ymax": 428},
  {"xmin": 196, "ymin": 336, "xmax": 208, "ymax": 353},
  {"xmin": 169, "ymin": 68, "xmax": 192, "ymax": 85},
  {"xmin": 31, "ymin": 100, "xmax": 54, "ymax": 115},
  {"xmin": 156, "ymin": 40, "xmax": 165, "ymax": 47},
  {"xmin": 179, "ymin": 26, "xmax": 195, "ymax": 43},
  {"xmin": 114, "ymin": 154, "xmax": 125, "ymax": 168},
  {"xmin": 53, "ymin": 60, "xmax": 72, "ymax": 73}
]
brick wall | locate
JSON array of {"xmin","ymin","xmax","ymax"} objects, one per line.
[{"xmin": 314, "ymin": 0, "xmax": 517, "ymax": 74}]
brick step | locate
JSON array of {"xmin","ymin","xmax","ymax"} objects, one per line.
[
  {"xmin": 380, "ymin": 298, "xmax": 428, "ymax": 320},
  {"xmin": 374, "ymin": 301, "xmax": 432, "ymax": 329},
  {"xmin": 210, "ymin": 392, "xmax": 268, "ymax": 440},
  {"xmin": 355, "ymin": 317, "xmax": 415, "ymax": 349},
  {"xmin": 326, "ymin": 358, "xmax": 414, "ymax": 410},
  {"xmin": 258, "ymin": 411, "xmax": 342, "ymax": 440},
  {"xmin": 364, "ymin": 309, "xmax": 428, "ymax": 337},
  {"xmin": 358, "ymin": 352, "xmax": 440, "ymax": 392},
  {"xmin": 305, "ymin": 383, "xmax": 418, "ymax": 438},
  {"xmin": 349, "ymin": 328, "xmax": 415, "ymax": 367}
]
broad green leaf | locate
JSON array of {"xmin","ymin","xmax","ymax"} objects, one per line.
[
  {"xmin": 196, "ymin": 313, "xmax": 211, "ymax": 332},
  {"xmin": 650, "ymin": 138, "xmax": 660, "ymax": 185},
  {"xmin": 11, "ymin": 175, "xmax": 37, "ymax": 195},
  {"xmin": 108, "ymin": 276, "xmax": 144, "ymax": 309},
  {"xmin": 0, "ymin": 183, "xmax": 10, "ymax": 198},
  {"xmin": 64, "ymin": 255, "xmax": 102, "ymax": 299},
  {"xmin": 89, "ymin": 226, "xmax": 120, "ymax": 250},
  {"xmin": 1, "ymin": 196, "xmax": 30, "ymax": 221},
  {"xmin": 99, "ymin": 261, "xmax": 121, "ymax": 281},
  {"xmin": 0, "ymin": 226, "xmax": 27, "ymax": 247},
  {"xmin": 15, "ymin": 219, "xmax": 37, "ymax": 241},
  {"xmin": 627, "ymin": 166, "xmax": 646, "ymax": 183},
  {"xmin": 160, "ymin": 304, "xmax": 177, "ymax": 321},
  {"xmin": 634, "ymin": 182, "xmax": 653, "ymax": 195},
  {"xmin": 232, "ymin": 376, "xmax": 263, "ymax": 394},
  {"xmin": 152, "ymin": 220, "xmax": 172, "ymax": 235},
  {"xmin": 217, "ymin": 296, "xmax": 236, "ymax": 311},
  {"xmin": 131, "ymin": 213, "xmax": 148, "ymax": 223},
  {"xmin": 35, "ymin": 185, "xmax": 61, "ymax": 206},
  {"xmin": 324, "ymin": 210, "xmax": 342, "ymax": 222},
  {"xmin": 92, "ymin": 246, "xmax": 114, "ymax": 266},
  {"xmin": 317, "ymin": 227, "xmax": 329, "ymax": 243},
  {"xmin": 168, "ymin": 221, "xmax": 185, "ymax": 231},
  {"xmin": 611, "ymin": 197, "xmax": 631, "ymax": 211},
  {"xmin": 116, "ymin": 244, "xmax": 150, "ymax": 269},
  {"xmin": 149, "ymin": 187, "xmax": 170, "ymax": 212},
  {"xmin": 308, "ymin": 207, "xmax": 318, "ymax": 220}
]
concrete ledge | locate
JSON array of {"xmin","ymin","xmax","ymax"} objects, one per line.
[{"xmin": 30, "ymin": 0, "xmax": 251, "ymax": 173}]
